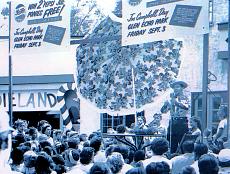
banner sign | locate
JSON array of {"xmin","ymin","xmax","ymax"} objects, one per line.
[
  {"xmin": 0, "ymin": 90, "xmax": 59, "ymax": 111},
  {"xmin": 11, "ymin": 0, "xmax": 70, "ymax": 54},
  {"xmin": 122, "ymin": 0, "xmax": 209, "ymax": 46}
]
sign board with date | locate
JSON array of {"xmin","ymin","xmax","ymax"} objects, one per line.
[
  {"xmin": 10, "ymin": 0, "xmax": 70, "ymax": 54},
  {"xmin": 122, "ymin": 0, "xmax": 209, "ymax": 46}
]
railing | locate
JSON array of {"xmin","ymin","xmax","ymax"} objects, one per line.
[{"xmin": 102, "ymin": 133, "xmax": 166, "ymax": 151}]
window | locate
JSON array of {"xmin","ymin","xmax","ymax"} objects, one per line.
[
  {"xmin": 191, "ymin": 91, "xmax": 227, "ymax": 134},
  {"xmin": 100, "ymin": 111, "xmax": 144, "ymax": 133}
]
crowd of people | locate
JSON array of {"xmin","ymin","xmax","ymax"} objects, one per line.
[{"xmin": 1, "ymin": 109, "xmax": 230, "ymax": 174}]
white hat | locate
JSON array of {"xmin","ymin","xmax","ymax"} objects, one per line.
[
  {"xmin": 218, "ymin": 149, "xmax": 230, "ymax": 162},
  {"xmin": 0, "ymin": 110, "xmax": 14, "ymax": 133}
]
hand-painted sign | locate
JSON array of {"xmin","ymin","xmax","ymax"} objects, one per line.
[
  {"xmin": 0, "ymin": 90, "xmax": 59, "ymax": 111},
  {"xmin": 11, "ymin": 0, "xmax": 70, "ymax": 54},
  {"xmin": 122, "ymin": 0, "xmax": 209, "ymax": 46}
]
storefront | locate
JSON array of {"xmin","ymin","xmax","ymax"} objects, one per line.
[{"xmin": 0, "ymin": 74, "xmax": 74, "ymax": 129}]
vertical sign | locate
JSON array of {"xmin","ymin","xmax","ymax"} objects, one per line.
[
  {"xmin": 122, "ymin": 0, "xmax": 209, "ymax": 46},
  {"xmin": 11, "ymin": 0, "xmax": 70, "ymax": 54}
]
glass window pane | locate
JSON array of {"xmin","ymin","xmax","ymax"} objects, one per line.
[
  {"xmin": 213, "ymin": 97, "xmax": 221, "ymax": 109},
  {"xmin": 212, "ymin": 111, "xmax": 219, "ymax": 122},
  {"xmin": 198, "ymin": 98, "xmax": 202, "ymax": 109}
]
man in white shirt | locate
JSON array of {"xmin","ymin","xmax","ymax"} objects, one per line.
[
  {"xmin": 142, "ymin": 137, "xmax": 172, "ymax": 169},
  {"xmin": 213, "ymin": 104, "xmax": 228, "ymax": 142}
]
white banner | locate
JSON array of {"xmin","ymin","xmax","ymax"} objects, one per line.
[
  {"xmin": 122, "ymin": 0, "xmax": 209, "ymax": 46},
  {"xmin": 10, "ymin": 0, "xmax": 70, "ymax": 54}
]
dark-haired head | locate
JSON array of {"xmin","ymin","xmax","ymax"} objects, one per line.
[
  {"xmin": 150, "ymin": 138, "xmax": 169, "ymax": 155},
  {"xmin": 90, "ymin": 136, "xmax": 102, "ymax": 153},
  {"xmin": 182, "ymin": 140, "xmax": 194, "ymax": 153},
  {"xmin": 146, "ymin": 161, "xmax": 170, "ymax": 174},
  {"xmin": 198, "ymin": 154, "xmax": 219, "ymax": 174},
  {"xmin": 89, "ymin": 162, "xmax": 111, "ymax": 174},
  {"xmin": 134, "ymin": 150, "xmax": 145, "ymax": 162},
  {"xmin": 80, "ymin": 147, "xmax": 94, "ymax": 165},
  {"xmin": 116, "ymin": 125, "xmax": 126, "ymax": 133},
  {"xmin": 126, "ymin": 167, "xmax": 145, "ymax": 174},
  {"xmin": 194, "ymin": 143, "xmax": 208, "ymax": 161}
]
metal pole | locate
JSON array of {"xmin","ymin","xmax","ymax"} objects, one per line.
[
  {"xmin": 227, "ymin": 0, "xmax": 230, "ymax": 140},
  {"xmin": 202, "ymin": 33, "xmax": 209, "ymax": 143},
  {"xmin": 132, "ymin": 68, "xmax": 137, "ymax": 126},
  {"xmin": 8, "ymin": 1, "xmax": 13, "ymax": 126}
]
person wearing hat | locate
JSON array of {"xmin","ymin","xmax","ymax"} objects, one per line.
[
  {"xmin": 0, "ymin": 110, "xmax": 21, "ymax": 173},
  {"xmin": 218, "ymin": 148, "xmax": 230, "ymax": 174},
  {"xmin": 161, "ymin": 80, "xmax": 190, "ymax": 154}
]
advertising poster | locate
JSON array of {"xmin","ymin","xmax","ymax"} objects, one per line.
[
  {"xmin": 11, "ymin": 0, "xmax": 70, "ymax": 54},
  {"xmin": 122, "ymin": 0, "xmax": 209, "ymax": 46}
]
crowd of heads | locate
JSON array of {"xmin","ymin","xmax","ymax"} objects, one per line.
[{"xmin": 0, "ymin": 114, "xmax": 229, "ymax": 174}]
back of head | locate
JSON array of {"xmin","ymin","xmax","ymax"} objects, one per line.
[
  {"xmin": 52, "ymin": 154, "xmax": 65, "ymax": 165},
  {"xmin": 116, "ymin": 124, "xmax": 126, "ymax": 133},
  {"xmin": 106, "ymin": 152, "xmax": 124, "ymax": 174},
  {"xmin": 90, "ymin": 136, "xmax": 102, "ymax": 153},
  {"xmin": 126, "ymin": 167, "xmax": 145, "ymax": 174},
  {"xmin": 80, "ymin": 147, "xmax": 94, "ymax": 165},
  {"xmin": 113, "ymin": 145, "xmax": 129, "ymax": 161},
  {"xmin": 150, "ymin": 138, "xmax": 169, "ymax": 155},
  {"xmin": 194, "ymin": 143, "xmax": 208, "ymax": 160},
  {"xmin": 134, "ymin": 150, "xmax": 145, "ymax": 162},
  {"xmin": 198, "ymin": 154, "xmax": 219, "ymax": 174},
  {"xmin": 67, "ymin": 137, "xmax": 80, "ymax": 148},
  {"xmin": 182, "ymin": 140, "xmax": 194, "ymax": 153},
  {"xmin": 35, "ymin": 153, "xmax": 53, "ymax": 173},
  {"xmin": 146, "ymin": 161, "xmax": 170, "ymax": 174},
  {"xmin": 89, "ymin": 162, "xmax": 111, "ymax": 174}
]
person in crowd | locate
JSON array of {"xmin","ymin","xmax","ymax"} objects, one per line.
[
  {"xmin": 189, "ymin": 116, "xmax": 202, "ymax": 142},
  {"xmin": 145, "ymin": 161, "xmax": 170, "ymax": 174},
  {"xmin": 213, "ymin": 104, "xmax": 228, "ymax": 143},
  {"xmin": 53, "ymin": 129, "xmax": 63, "ymax": 146},
  {"xmin": 181, "ymin": 166, "xmax": 196, "ymax": 174},
  {"xmin": 106, "ymin": 145, "xmax": 133, "ymax": 172},
  {"xmin": 142, "ymin": 137, "xmax": 172, "ymax": 169},
  {"xmin": 198, "ymin": 154, "xmax": 219, "ymax": 174},
  {"xmin": 171, "ymin": 140, "xmax": 194, "ymax": 174},
  {"xmin": 21, "ymin": 150, "xmax": 37, "ymax": 174},
  {"xmin": 63, "ymin": 149, "xmax": 80, "ymax": 169},
  {"xmin": 116, "ymin": 124, "xmax": 134, "ymax": 145},
  {"xmin": 27, "ymin": 127, "xmax": 39, "ymax": 151},
  {"xmin": 90, "ymin": 135, "xmax": 107, "ymax": 162},
  {"xmin": 130, "ymin": 150, "xmax": 145, "ymax": 168},
  {"xmin": 0, "ymin": 110, "xmax": 21, "ymax": 174},
  {"xmin": 79, "ymin": 133, "xmax": 88, "ymax": 150},
  {"xmin": 218, "ymin": 148, "xmax": 230, "ymax": 174},
  {"xmin": 106, "ymin": 152, "xmax": 124, "ymax": 174},
  {"xmin": 125, "ymin": 167, "xmax": 145, "ymax": 174},
  {"xmin": 37, "ymin": 120, "xmax": 49, "ymax": 137},
  {"xmin": 10, "ymin": 146, "xmax": 25, "ymax": 172},
  {"xmin": 89, "ymin": 162, "xmax": 111, "ymax": 174},
  {"xmin": 67, "ymin": 147, "xmax": 94, "ymax": 173},
  {"xmin": 190, "ymin": 142, "xmax": 208, "ymax": 174},
  {"xmin": 13, "ymin": 119, "xmax": 28, "ymax": 137},
  {"xmin": 40, "ymin": 124, "xmax": 54, "ymax": 146},
  {"xmin": 35, "ymin": 152, "xmax": 56, "ymax": 174}
]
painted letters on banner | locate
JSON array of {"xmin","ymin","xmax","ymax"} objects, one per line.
[
  {"xmin": 11, "ymin": 0, "xmax": 70, "ymax": 54},
  {"xmin": 122, "ymin": 0, "xmax": 209, "ymax": 46}
]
